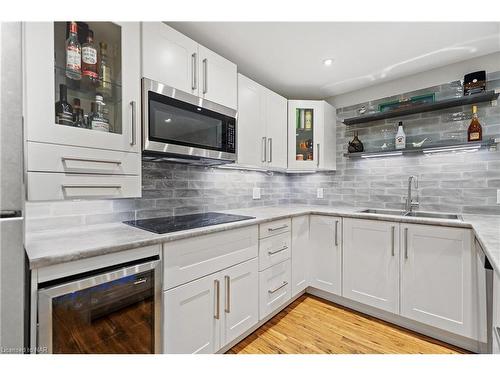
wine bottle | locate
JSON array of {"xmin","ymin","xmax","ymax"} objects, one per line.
[
  {"xmin": 55, "ymin": 84, "xmax": 73, "ymax": 126},
  {"xmin": 467, "ymin": 105, "xmax": 482, "ymax": 142}
]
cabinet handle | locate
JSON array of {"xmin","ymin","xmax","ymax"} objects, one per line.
[
  {"xmin": 268, "ymin": 224, "xmax": 288, "ymax": 232},
  {"xmin": 62, "ymin": 184, "xmax": 121, "ymax": 189},
  {"xmin": 130, "ymin": 101, "xmax": 136, "ymax": 146},
  {"xmin": 268, "ymin": 245, "xmax": 288, "ymax": 256},
  {"xmin": 214, "ymin": 279, "xmax": 220, "ymax": 319},
  {"xmin": 224, "ymin": 276, "xmax": 230, "ymax": 313},
  {"xmin": 261, "ymin": 137, "xmax": 267, "ymax": 162},
  {"xmin": 391, "ymin": 226, "xmax": 395, "ymax": 256},
  {"xmin": 404, "ymin": 227, "xmax": 408, "ymax": 260},
  {"xmin": 335, "ymin": 220, "xmax": 338, "ymax": 247},
  {"xmin": 191, "ymin": 53, "xmax": 197, "ymax": 90},
  {"xmin": 202, "ymin": 58, "xmax": 208, "ymax": 94},
  {"xmin": 61, "ymin": 156, "xmax": 122, "ymax": 165},
  {"xmin": 268, "ymin": 138, "xmax": 273, "ymax": 163},
  {"xmin": 268, "ymin": 281, "xmax": 288, "ymax": 294},
  {"xmin": 317, "ymin": 143, "xmax": 320, "ymax": 167}
]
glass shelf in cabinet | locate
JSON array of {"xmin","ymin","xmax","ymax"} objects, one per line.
[{"xmin": 54, "ymin": 65, "xmax": 122, "ymax": 103}]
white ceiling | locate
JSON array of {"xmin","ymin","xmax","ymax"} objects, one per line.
[{"xmin": 168, "ymin": 22, "xmax": 500, "ymax": 100}]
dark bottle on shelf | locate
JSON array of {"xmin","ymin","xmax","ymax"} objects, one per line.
[
  {"xmin": 65, "ymin": 21, "xmax": 81, "ymax": 80},
  {"xmin": 82, "ymin": 29, "xmax": 98, "ymax": 86},
  {"xmin": 467, "ymin": 105, "xmax": 482, "ymax": 142},
  {"xmin": 72, "ymin": 98, "xmax": 86, "ymax": 128},
  {"xmin": 55, "ymin": 84, "xmax": 73, "ymax": 126}
]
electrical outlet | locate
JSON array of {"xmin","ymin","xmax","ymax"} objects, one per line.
[
  {"xmin": 317, "ymin": 188, "xmax": 324, "ymax": 199},
  {"xmin": 497, "ymin": 189, "xmax": 500, "ymax": 204},
  {"xmin": 252, "ymin": 187, "xmax": 261, "ymax": 200}
]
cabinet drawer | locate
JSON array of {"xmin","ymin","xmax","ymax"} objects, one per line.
[
  {"xmin": 258, "ymin": 232, "xmax": 291, "ymax": 271},
  {"xmin": 259, "ymin": 218, "xmax": 291, "ymax": 239},
  {"xmin": 27, "ymin": 172, "xmax": 141, "ymax": 201},
  {"xmin": 27, "ymin": 142, "xmax": 140, "ymax": 175},
  {"xmin": 163, "ymin": 226, "xmax": 258, "ymax": 290},
  {"xmin": 258, "ymin": 259, "xmax": 291, "ymax": 319}
]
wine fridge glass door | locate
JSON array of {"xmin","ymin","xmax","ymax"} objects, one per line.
[{"xmin": 37, "ymin": 259, "xmax": 161, "ymax": 354}]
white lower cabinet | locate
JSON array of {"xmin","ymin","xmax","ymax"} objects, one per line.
[
  {"xmin": 291, "ymin": 215, "xmax": 309, "ymax": 296},
  {"xmin": 164, "ymin": 258, "xmax": 258, "ymax": 353},
  {"xmin": 164, "ymin": 272, "xmax": 219, "ymax": 354},
  {"xmin": 309, "ymin": 215, "xmax": 342, "ymax": 295},
  {"xmin": 222, "ymin": 258, "xmax": 259, "ymax": 344},
  {"xmin": 401, "ymin": 223, "xmax": 478, "ymax": 340},
  {"xmin": 493, "ymin": 272, "xmax": 500, "ymax": 353},
  {"xmin": 259, "ymin": 259, "xmax": 291, "ymax": 319},
  {"xmin": 342, "ymin": 218, "xmax": 399, "ymax": 314}
]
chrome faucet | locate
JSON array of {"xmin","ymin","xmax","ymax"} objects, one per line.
[{"xmin": 404, "ymin": 176, "xmax": 419, "ymax": 215}]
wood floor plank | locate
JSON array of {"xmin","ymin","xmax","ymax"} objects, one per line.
[{"xmin": 227, "ymin": 294, "xmax": 470, "ymax": 354}]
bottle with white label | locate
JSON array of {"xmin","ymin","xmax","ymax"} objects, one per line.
[
  {"xmin": 395, "ymin": 121, "xmax": 406, "ymax": 149},
  {"xmin": 90, "ymin": 94, "xmax": 110, "ymax": 132}
]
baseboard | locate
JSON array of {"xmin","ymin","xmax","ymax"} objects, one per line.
[{"xmin": 307, "ymin": 287, "xmax": 486, "ymax": 354}]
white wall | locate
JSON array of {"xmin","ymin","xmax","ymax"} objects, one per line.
[{"xmin": 327, "ymin": 52, "xmax": 500, "ymax": 108}]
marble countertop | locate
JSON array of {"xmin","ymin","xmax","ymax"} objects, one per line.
[{"xmin": 25, "ymin": 205, "xmax": 500, "ymax": 276}]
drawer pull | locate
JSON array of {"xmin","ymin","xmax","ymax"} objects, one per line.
[
  {"xmin": 268, "ymin": 224, "xmax": 288, "ymax": 232},
  {"xmin": 268, "ymin": 245, "xmax": 288, "ymax": 256},
  {"xmin": 134, "ymin": 278, "xmax": 147, "ymax": 285},
  {"xmin": 62, "ymin": 184, "xmax": 122, "ymax": 189},
  {"xmin": 62, "ymin": 156, "xmax": 122, "ymax": 165},
  {"xmin": 268, "ymin": 281, "xmax": 288, "ymax": 294}
]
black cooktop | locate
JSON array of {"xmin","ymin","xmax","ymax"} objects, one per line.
[{"xmin": 123, "ymin": 212, "xmax": 255, "ymax": 234}]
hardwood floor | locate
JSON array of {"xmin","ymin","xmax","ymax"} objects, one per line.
[{"xmin": 228, "ymin": 294, "xmax": 470, "ymax": 354}]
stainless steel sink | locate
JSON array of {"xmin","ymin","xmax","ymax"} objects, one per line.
[{"xmin": 359, "ymin": 209, "xmax": 462, "ymax": 221}]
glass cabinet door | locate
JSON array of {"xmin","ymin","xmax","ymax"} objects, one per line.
[
  {"xmin": 24, "ymin": 22, "xmax": 140, "ymax": 153},
  {"xmin": 53, "ymin": 22, "xmax": 122, "ymax": 135},
  {"xmin": 294, "ymin": 107, "xmax": 315, "ymax": 162}
]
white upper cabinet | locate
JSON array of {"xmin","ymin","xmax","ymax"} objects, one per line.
[
  {"xmin": 24, "ymin": 22, "xmax": 141, "ymax": 153},
  {"xmin": 342, "ymin": 218, "xmax": 400, "ymax": 314},
  {"xmin": 400, "ymin": 224, "xmax": 479, "ymax": 340},
  {"xmin": 141, "ymin": 23, "xmax": 237, "ymax": 110},
  {"xmin": 236, "ymin": 74, "xmax": 287, "ymax": 170},
  {"xmin": 141, "ymin": 22, "xmax": 198, "ymax": 96},
  {"xmin": 288, "ymin": 100, "xmax": 336, "ymax": 171},
  {"xmin": 264, "ymin": 88, "xmax": 288, "ymax": 169},
  {"xmin": 198, "ymin": 44, "xmax": 237, "ymax": 110},
  {"xmin": 237, "ymin": 74, "xmax": 266, "ymax": 167},
  {"xmin": 309, "ymin": 215, "xmax": 342, "ymax": 295}
]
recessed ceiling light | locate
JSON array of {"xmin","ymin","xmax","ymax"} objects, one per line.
[
  {"xmin": 164, "ymin": 118, "xmax": 172, "ymax": 123},
  {"xmin": 323, "ymin": 58, "xmax": 334, "ymax": 66}
]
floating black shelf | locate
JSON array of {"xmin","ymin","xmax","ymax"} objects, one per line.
[
  {"xmin": 342, "ymin": 90, "xmax": 499, "ymax": 126},
  {"xmin": 344, "ymin": 139, "xmax": 496, "ymax": 159}
]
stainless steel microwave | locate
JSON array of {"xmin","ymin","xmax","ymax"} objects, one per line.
[{"xmin": 141, "ymin": 78, "xmax": 237, "ymax": 165}]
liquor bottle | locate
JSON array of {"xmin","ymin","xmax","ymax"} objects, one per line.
[
  {"xmin": 65, "ymin": 22, "xmax": 81, "ymax": 80},
  {"xmin": 98, "ymin": 42, "xmax": 112, "ymax": 96},
  {"xmin": 72, "ymin": 98, "xmax": 86, "ymax": 128},
  {"xmin": 305, "ymin": 109, "xmax": 313, "ymax": 130},
  {"xmin": 395, "ymin": 121, "xmax": 406, "ymax": 149},
  {"xmin": 90, "ymin": 94, "xmax": 110, "ymax": 132},
  {"xmin": 467, "ymin": 105, "xmax": 482, "ymax": 142},
  {"xmin": 55, "ymin": 84, "xmax": 73, "ymax": 126},
  {"xmin": 82, "ymin": 30, "xmax": 98, "ymax": 86}
]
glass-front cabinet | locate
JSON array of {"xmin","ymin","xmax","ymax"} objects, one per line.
[
  {"xmin": 24, "ymin": 22, "xmax": 141, "ymax": 200},
  {"xmin": 287, "ymin": 100, "xmax": 337, "ymax": 171},
  {"xmin": 24, "ymin": 22, "xmax": 140, "ymax": 153}
]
